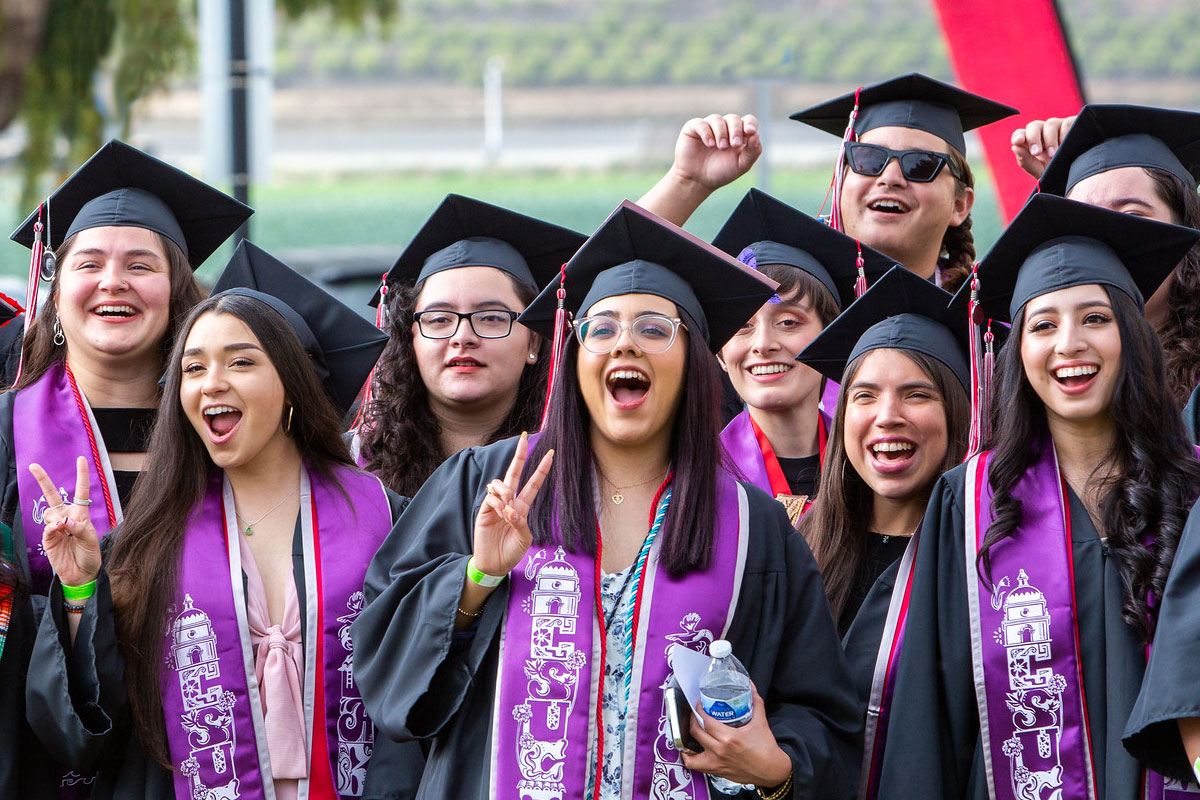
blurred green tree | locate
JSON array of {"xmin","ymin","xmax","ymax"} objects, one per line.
[{"xmin": 2, "ymin": 0, "xmax": 396, "ymax": 208}]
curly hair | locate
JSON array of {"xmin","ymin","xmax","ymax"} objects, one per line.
[
  {"xmin": 937, "ymin": 151, "xmax": 976, "ymax": 294},
  {"xmin": 359, "ymin": 274, "xmax": 548, "ymax": 496},
  {"xmin": 1144, "ymin": 167, "xmax": 1200, "ymax": 408},
  {"xmin": 979, "ymin": 288, "xmax": 1200, "ymax": 643}
]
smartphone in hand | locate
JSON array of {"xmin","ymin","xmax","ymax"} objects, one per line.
[{"xmin": 664, "ymin": 676, "xmax": 703, "ymax": 754}]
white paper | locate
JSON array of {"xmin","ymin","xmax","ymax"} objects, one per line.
[{"xmin": 669, "ymin": 643, "xmax": 713, "ymax": 730}]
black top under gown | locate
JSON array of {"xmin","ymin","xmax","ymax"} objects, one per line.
[{"xmin": 776, "ymin": 454, "xmax": 820, "ymax": 501}]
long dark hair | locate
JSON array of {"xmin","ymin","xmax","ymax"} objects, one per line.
[
  {"xmin": 521, "ymin": 307, "xmax": 724, "ymax": 576},
  {"xmin": 978, "ymin": 287, "xmax": 1200, "ymax": 643},
  {"xmin": 108, "ymin": 293, "xmax": 354, "ymax": 767},
  {"xmin": 799, "ymin": 349, "xmax": 969, "ymax": 618},
  {"xmin": 1145, "ymin": 167, "xmax": 1200, "ymax": 407},
  {"xmin": 13, "ymin": 230, "xmax": 205, "ymax": 390},
  {"xmin": 937, "ymin": 150, "xmax": 976, "ymax": 294},
  {"xmin": 359, "ymin": 273, "xmax": 549, "ymax": 496}
]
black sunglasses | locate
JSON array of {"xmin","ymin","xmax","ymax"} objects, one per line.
[{"xmin": 844, "ymin": 141, "xmax": 964, "ymax": 183}]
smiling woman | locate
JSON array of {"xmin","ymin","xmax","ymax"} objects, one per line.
[
  {"xmin": 354, "ymin": 194, "xmax": 584, "ymax": 496},
  {"xmin": 0, "ymin": 141, "xmax": 249, "ymax": 797},
  {"xmin": 872, "ymin": 195, "xmax": 1200, "ymax": 800},
  {"xmin": 350, "ymin": 201, "xmax": 862, "ymax": 800},
  {"xmin": 23, "ymin": 241, "xmax": 428, "ymax": 799}
]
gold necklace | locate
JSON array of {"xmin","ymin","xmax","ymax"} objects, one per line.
[
  {"xmin": 235, "ymin": 486, "xmax": 298, "ymax": 536},
  {"xmin": 599, "ymin": 470, "xmax": 666, "ymax": 505}
]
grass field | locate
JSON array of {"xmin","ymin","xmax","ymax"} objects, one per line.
[{"xmin": 0, "ymin": 164, "xmax": 1003, "ymax": 286}]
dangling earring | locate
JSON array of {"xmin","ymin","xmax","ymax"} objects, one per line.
[
  {"xmin": 284, "ymin": 404, "xmax": 294, "ymax": 434},
  {"xmin": 52, "ymin": 315, "xmax": 65, "ymax": 347}
]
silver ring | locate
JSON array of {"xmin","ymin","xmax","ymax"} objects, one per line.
[
  {"xmin": 47, "ymin": 501, "xmax": 66, "ymax": 509},
  {"xmin": 72, "ymin": 497, "xmax": 93, "ymax": 506}
]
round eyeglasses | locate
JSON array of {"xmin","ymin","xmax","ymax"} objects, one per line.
[
  {"xmin": 413, "ymin": 309, "xmax": 520, "ymax": 339},
  {"xmin": 572, "ymin": 313, "xmax": 685, "ymax": 355}
]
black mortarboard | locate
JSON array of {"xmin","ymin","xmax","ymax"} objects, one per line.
[
  {"xmin": 1037, "ymin": 104, "xmax": 1200, "ymax": 196},
  {"xmin": 960, "ymin": 193, "xmax": 1200, "ymax": 324},
  {"xmin": 10, "ymin": 140, "xmax": 251, "ymax": 268},
  {"xmin": 797, "ymin": 265, "xmax": 970, "ymax": 391},
  {"xmin": 712, "ymin": 188, "xmax": 897, "ymax": 311},
  {"xmin": 519, "ymin": 201, "xmax": 777, "ymax": 352},
  {"xmin": 211, "ymin": 241, "xmax": 388, "ymax": 415},
  {"xmin": 789, "ymin": 73, "xmax": 1018, "ymax": 155},
  {"xmin": 371, "ymin": 194, "xmax": 586, "ymax": 306}
]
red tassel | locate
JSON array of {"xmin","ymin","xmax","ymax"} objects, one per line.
[
  {"xmin": 853, "ymin": 240, "xmax": 868, "ymax": 299},
  {"xmin": 350, "ymin": 273, "xmax": 390, "ymax": 434},
  {"xmin": 12, "ymin": 205, "xmax": 47, "ymax": 388},
  {"xmin": 828, "ymin": 87, "xmax": 863, "ymax": 233},
  {"xmin": 537, "ymin": 264, "xmax": 569, "ymax": 432}
]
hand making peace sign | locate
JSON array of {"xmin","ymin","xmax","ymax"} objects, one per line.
[
  {"xmin": 472, "ymin": 432, "xmax": 555, "ymax": 578},
  {"xmin": 29, "ymin": 457, "xmax": 102, "ymax": 588}
]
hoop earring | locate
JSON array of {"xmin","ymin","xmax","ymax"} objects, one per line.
[
  {"xmin": 285, "ymin": 404, "xmax": 294, "ymax": 434},
  {"xmin": 52, "ymin": 315, "xmax": 65, "ymax": 347}
]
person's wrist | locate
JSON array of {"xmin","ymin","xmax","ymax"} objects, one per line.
[
  {"xmin": 758, "ymin": 746, "xmax": 793, "ymax": 788},
  {"xmin": 62, "ymin": 578, "xmax": 97, "ymax": 601},
  {"xmin": 467, "ymin": 556, "xmax": 506, "ymax": 588},
  {"xmin": 666, "ymin": 165, "xmax": 716, "ymax": 196}
]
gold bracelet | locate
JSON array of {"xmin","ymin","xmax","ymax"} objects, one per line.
[
  {"xmin": 456, "ymin": 605, "xmax": 483, "ymax": 618},
  {"xmin": 756, "ymin": 771, "xmax": 793, "ymax": 800}
]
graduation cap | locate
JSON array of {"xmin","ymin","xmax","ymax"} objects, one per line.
[
  {"xmin": 370, "ymin": 194, "xmax": 586, "ymax": 306},
  {"xmin": 10, "ymin": 140, "xmax": 251, "ymax": 268},
  {"xmin": 519, "ymin": 200, "xmax": 778, "ymax": 353},
  {"xmin": 797, "ymin": 265, "xmax": 971, "ymax": 391},
  {"xmin": 211, "ymin": 241, "xmax": 389, "ymax": 415},
  {"xmin": 960, "ymin": 193, "xmax": 1200, "ymax": 324},
  {"xmin": 789, "ymin": 73, "xmax": 1018, "ymax": 155},
  {"xmin": 1037, "ymin": 103, "xmax": 1200, "ymax": 196},
  {"xmin": 712, "ymin": 188, "xmax": 898, "ymax": 310}
]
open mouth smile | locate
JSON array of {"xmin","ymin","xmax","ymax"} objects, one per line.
[
  {"xmin": 1053, "ymin": 363, "xmax": 1099, "ymax": 394},
  {"xmin": 606, "ymin": 367, "xmax": 651, "ymax": 410},
  {"xmin": 867, "ymin": 198, "xmax": 910, "ymax": 215},
  {"xmin": 868, "ymin": 438, "xmax": 918, "ymax": 474},
  {"xmin": 92, "ymin": 304, "xmax": 138, "ymax": 319},
  {"xmin": 203, "ymin": 404, "xmax": 243, "ymax": 444}
]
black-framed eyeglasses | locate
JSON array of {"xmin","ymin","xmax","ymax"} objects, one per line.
[
  {"xmin": 413, "ymin": 309, "xmax": 520, "ymax": 339},
  {"xmin": 572, "ymin": 313, "xmax": 686, "ymax": 355},
  {"xmin": 844, "ymin": 141, "xmax": 963, "ymax": 183}
]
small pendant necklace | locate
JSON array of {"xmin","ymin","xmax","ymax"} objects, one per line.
[
  {"xmin": 235, "ymin": 486, "xmax": 298, "ymax": 536},
  {"xmin": 600, "ymin": 469, "xmax": 667, "ymax": 505}
]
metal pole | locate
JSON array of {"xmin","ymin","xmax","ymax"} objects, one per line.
[
  {"xmin": 756, "ymin": 80, "xmax": 772, "ymax": 195},
  {"xmin": 230, "ymin": 0, "xmax": 250, "ymax": 242}
]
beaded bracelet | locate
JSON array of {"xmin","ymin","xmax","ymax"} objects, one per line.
[{"xmin": 63, "ymin": 599, "xmax": 88, "ymax": 614}]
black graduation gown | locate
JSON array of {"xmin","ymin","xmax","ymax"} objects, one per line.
[
  {"xmin": 874, "ymin": 463, "xmax": 1149, "ymax": 800},
  {"xmin": 1123, "ymin": 499, "xmax": 1200, "ymax": 783},
  {"xmin": 842, "ymin": 556, "xmax": 903, "ymax": 709},
  {"xmin": 0, "ymin": 390, "xmax": 67, "ymax": 799},
  {"xmin": 351, "ymin": 436, "xmax": 864, "ymax": 800},
  {"xmin": 23, "ymin": 491, "xmax": 417, "ymax": 800}
]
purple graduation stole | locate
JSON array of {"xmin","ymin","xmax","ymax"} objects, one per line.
[
  {"xmin": 160, "ymin": 464, "xmax": 392, "ymax": 800},
  {"xmin": 14, "ymin": 360, "xmax": 121, "ymax": 596},
  {"xmin": 719, "ymin": 410, "xmax": 826, "ymax": 526},
  {"xmin": 858, "ymin": 535, "xmax": 918, "ymax": 800},
  {"xmin": 964, "ymin": 444, "xmax": 1198, "ymax": 800},
  {"xmin": 489, "ymin": 468, "xmax": 750, "ymax": 800}
]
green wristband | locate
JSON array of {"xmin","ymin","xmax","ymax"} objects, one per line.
[
  {"xmin": 62, "ymin": 579, "xmax": 96, "ymax": 601},
  {"xmin": 467, "ymin": 556, "xmax": 505, "ymax": 588}
]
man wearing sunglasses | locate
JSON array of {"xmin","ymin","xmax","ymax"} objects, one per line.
[{"xmin": 791, "ymin": 73, "xmax": 1016, "ymax": 293}]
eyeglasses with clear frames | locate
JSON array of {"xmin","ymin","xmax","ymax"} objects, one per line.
[
  {"xmin": 413, "ymin": 309, "xmax": 520, "ymax": 339},
  {"xmin": 572, "ymin": 313, "xmax": 686, "ymax": 355}
]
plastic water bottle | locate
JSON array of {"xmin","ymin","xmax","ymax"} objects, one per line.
[{"xmin": 700, "ymin": 639, "xmax": 754, "ymax": 795}]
